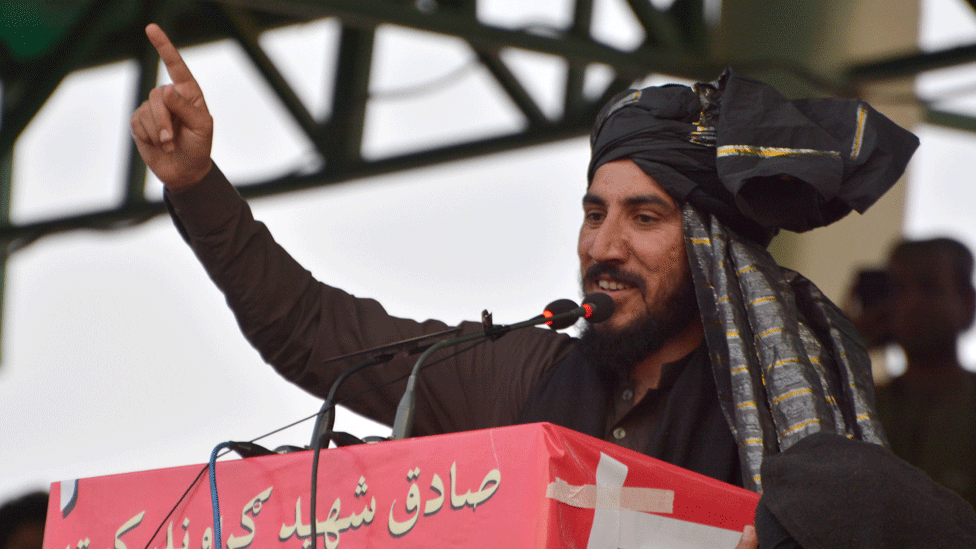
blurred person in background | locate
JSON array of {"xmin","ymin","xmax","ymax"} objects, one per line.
[{"xmin": 874, "ymin": 236, "xmax": 976, "ymax": 509}]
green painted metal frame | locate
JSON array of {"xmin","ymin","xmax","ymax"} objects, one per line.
[
  {"xmin": 0, "ymin": 0, "xmax": 714, "ymax": 251},
  {"xmin": 5, "ymin": 0, "xmax": 976, "ymax": 251}
]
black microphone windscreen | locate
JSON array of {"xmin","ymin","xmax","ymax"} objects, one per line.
[
  {"xmin": 543, "ymin": 298, "xmax": 580, "ymax": 330},
  {"xmin": 582, "ymin": 292, "xmax": 614, "ymax": 323}
]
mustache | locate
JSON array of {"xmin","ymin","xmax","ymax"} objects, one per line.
[{"xmin": 582, "ymin": 263, "xmax": 646, "ymax": 293}]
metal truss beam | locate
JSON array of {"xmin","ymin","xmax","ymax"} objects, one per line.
[
  {"xmin": 848, "ymin": 42, "xmax": 976, "ymax": 82},
  {"xmin": 0, "ymin": 0, "xmax": 713, "ymax": 252},
  {"xmin": 7, "ymin": 1, "xmax": 976, "ymax": 246},
  {"xmin": 925, "ymin": 108, "xmax": 976, "ymax": 133}
]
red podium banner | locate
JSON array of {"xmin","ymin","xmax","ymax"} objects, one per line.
[{"xmin": 43, "ymin": 423, "xmax": 758, "ymax": 549}]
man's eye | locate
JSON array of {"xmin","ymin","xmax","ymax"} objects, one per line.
[
  {"xmin": 635, "ymin": 213, "xmax": 657, "ymax": 224},
  {"xmin": 584, "ymin": 211, "xmax": 605, "ymax": 223}
]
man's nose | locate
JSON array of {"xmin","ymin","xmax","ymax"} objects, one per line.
[{"xmin": 587, "ymin": 220, "xmax": 628, "ymax": 263}]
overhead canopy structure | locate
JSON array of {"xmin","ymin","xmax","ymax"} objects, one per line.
[
  {"xmin": 0, "ymin": 0, "xmax": 974, "ymax": 345},
  {"xmin": 5, "ymin": 0, "xmax": 974, "ymax": 247}
]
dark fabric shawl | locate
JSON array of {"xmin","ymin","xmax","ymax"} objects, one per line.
[
  {"xmin": 758, "ymin": 432, "xmax": 976, "ymax": 549},
  {"xmin": 684, "ymin": 203, "xmax": 887, "ymax": 492}
]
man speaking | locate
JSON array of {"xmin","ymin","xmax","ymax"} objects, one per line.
[{"xmin": 131, "ymin": 22, "xmax": 975, "ymax": 548}]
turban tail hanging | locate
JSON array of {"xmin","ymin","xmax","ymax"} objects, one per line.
[
  {"xmin": 589, "ymin": 69, "xmax": 916, "ymax": 490},
  {"xmin": 684, "ymin": 203, "xmax": 886, "ymax": 491}
]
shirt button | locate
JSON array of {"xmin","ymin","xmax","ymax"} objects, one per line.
[
  {"xmin": 621, "ymin": 389, "xmax": 634, "ymax": 401},
  {"xmin": 613, "ymin": 427, "xmax": 626, "ymax": 440}
]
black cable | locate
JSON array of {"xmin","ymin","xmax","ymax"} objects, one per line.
[
  {"xmin": 308, "ymin": 354, "xmax": 387, "ymax": 549},
  {"xmin": 143, "ymin": 465, "xmax": 209, "ymax": 549}
]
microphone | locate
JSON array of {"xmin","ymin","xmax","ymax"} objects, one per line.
[
  {"xmin": 390, "ymin": 294, "xmax": 615, "ymax": 440},
  {"xmin": 540, "ymin": 293, "xmax": 615, "ymax": 330},
  {"xmin": 581, "ymin": 292, "xmax": 614, "ymax": 323},
  {"xmin": 543, "ymin": 298, "xmax": 581, "ymax": 330}
]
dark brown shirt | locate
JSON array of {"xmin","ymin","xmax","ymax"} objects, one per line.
[
  {"xmin": 166, "ymin": 165, "xmax": 729, "ymax": 465},
  {"xmin": 606, "ymin": 355, "xmax": 689, "ymax": 453},
  {"xmin": 167, "ymin": 164, "xmax": 574, "ymax": 435}
]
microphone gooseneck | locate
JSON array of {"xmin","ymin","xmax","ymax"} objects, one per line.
[
  {"xmin": 308, "ymin": 329, "xmax": 462, "ymax": 549},
  {"xmin": 390, "ymin": 294, "xmax": 616, "ymax": 440}
]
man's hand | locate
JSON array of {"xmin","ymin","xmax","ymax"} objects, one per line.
[
  {"xmin": 735, "ymin": 525, "xmax": 759, "ymax": 549},
  {"xmin": 130, "ymin": 23, "xmax": 213, "ymax": 192}
]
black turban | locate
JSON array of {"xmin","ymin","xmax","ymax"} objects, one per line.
[{"xmin": 588, "ymin": 69, "xmax": 920, "ymax": 246}]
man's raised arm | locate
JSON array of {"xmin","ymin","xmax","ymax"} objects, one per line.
[{"xmin": 130, "ymin": 23, "xmax": 213, "ymax": 192}]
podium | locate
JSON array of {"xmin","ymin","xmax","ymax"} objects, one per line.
[{"xmin": 43, "ymin": 423, "xmax": 758, "ymax": 549}]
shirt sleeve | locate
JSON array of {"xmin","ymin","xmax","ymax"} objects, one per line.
[{"xmin": 163, "ymin": 164, "xmax": 576, "ymax": 434}]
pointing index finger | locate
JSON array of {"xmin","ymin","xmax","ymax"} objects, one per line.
[{"xmin": 145, "ymin": 23, "xmax": 197, "ymax": 87}]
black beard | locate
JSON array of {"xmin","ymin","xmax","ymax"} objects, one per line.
[{"xmin": 577, "ymin": 272, "xmax": 698, "ymax": 379}]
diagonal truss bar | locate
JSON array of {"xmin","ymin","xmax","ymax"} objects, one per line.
[
  {"xmin": 0, "ymin": 153, "xmax": 11, "ymax": 361},
  {"xmin": 216, "ymin": 5, "xmax": 327, "ymax": 150},
  {"xmin": 623, "ymin": 0, "xmax": 685, "ymax": 49},
  {"xmin": 847, "ymin": 42, "xmax": 976, "ymax": 81},
  {"xmin": 668, "ymin": 0, "xmax": 708, "ymax": 52},
  {"xmin": 925, "ymin": 107, "xmax": 976, "ymax": 133},
  {"xmin": 474, "ymin": 49, "xmax": 551, "ymax": 127}
]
